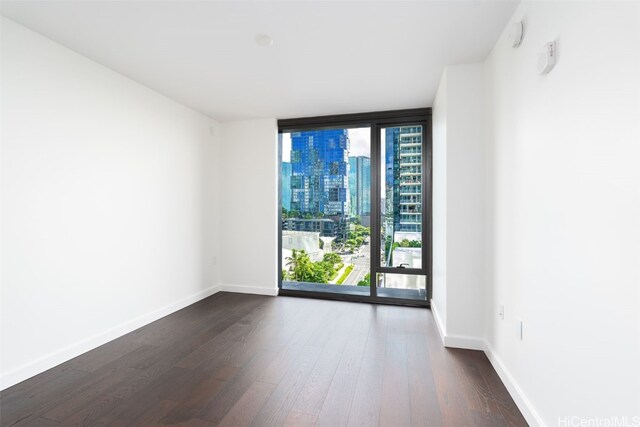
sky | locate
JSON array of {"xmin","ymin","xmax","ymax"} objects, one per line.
[{"xmin": 281, "ymin": 127, "xmax": 370, "ymax": 163}]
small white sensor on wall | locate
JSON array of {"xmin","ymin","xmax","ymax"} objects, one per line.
[
  {"xmin": 508, "ymin": 22, "xmax": 524, "ymax": 48},
  {"xmin": 537, "ymin": 41, "xmax": 557, "ymax": 74}
]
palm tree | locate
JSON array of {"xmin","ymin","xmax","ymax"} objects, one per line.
[
  {"xmin": 285, "ymin": 249, "xmax": 301, "ymax": 273},
  {"xmin": 286, "ymin": 249, "xmax": 312, "ymax": 281}
]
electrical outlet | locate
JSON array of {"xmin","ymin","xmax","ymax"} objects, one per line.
[{"xmin": 498, "ymin": 305, "xmax": 505, "ymax": 320}]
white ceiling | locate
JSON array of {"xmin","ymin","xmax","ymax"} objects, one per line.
[{"xmin": 1, "ymin": 1, "xmax": 518, "ymax": 121}]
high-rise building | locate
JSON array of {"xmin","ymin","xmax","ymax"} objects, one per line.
[
  {"xmin": 386, "ymin": 126, "xmax": 422, "ymax": 233},
  {"xmin": 348, "ymin": 156, "xmax": 371, "ymax": 216},
  {"xmin": 281, "ymin": 162, "xmax": 292, "ymax": 210},
  {"xmin": 290, "ymin": 129, "xmax": 350, "ymax": 216}
]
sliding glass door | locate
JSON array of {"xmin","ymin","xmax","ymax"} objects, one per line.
[{"xmin": 278, "ymin": 110, "xmax": 431, "ymax": 306}]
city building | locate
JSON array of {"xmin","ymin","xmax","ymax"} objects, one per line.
[
  {"xmin": 290, "ymin": 129, "xmax": 350, "ymax": 216},
  {"xmin": 282, "ymin": 230, "xmax": 323, "ymax": 264},
  {"xmin": 281, "ymin": 161, "xmax": 292, "ymax": 210},
  {"xmin": 348, "ymin": 156, "xmax": 371, "ymax": 217},
  {"xmin": 282, "ymin": 218, "xmax": 338, "ymax": 237},
  {"xmin": 386, "ymin": 126, "xmax": 423, "ymax": 233}
]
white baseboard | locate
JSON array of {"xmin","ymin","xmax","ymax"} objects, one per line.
[
  {"xmin": 430, "ymin": 299, "xmax": 485, "ymax": 350},
  {"xmin": 484, "ymin": 341, "xmax": 546, "ymax": 427},
  {"xmin": 430, "ymin": 299, "xmax": 447, "ymax": 345},
  {"xmin": 443, "ymin": 334, "xmax": 486, "ymax": 350},
  {"xmin": 0, "ymin": 284, "xmax": 221, "ymax": 391},
  {"xmin": 221, "ymin": 283, "xmax": 278, "ymax": 296}
]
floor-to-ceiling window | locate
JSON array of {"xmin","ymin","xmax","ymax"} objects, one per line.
[{"xmin": 278, "ymin": 109, "xmax": 431, "ymax": 306}]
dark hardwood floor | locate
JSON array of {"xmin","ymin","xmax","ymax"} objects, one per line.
[{"xmin": 0, "ymin": 292, "xmax": 527, "ymax": 426}]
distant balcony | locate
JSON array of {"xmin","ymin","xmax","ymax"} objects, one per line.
[{"xmin": 398, "ymin": 142, "xmax": 421, "ymax": 147}]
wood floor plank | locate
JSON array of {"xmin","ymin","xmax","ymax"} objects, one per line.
[
  {"xmin": 346, "ymin": 354, "xmax": 385, "ymax": 427},
  {"xmin": 283, "ymin": 347, "xmax": 342, "ymax": 425},
  {"xmin": 258, "ymin": 342, "xmax": 306, "ymax": 385},
  {"xmin": 403, "ymin": 306, "xmax": 445, "ymax": 427},
  {"xmin": 258, "ymin": 303, "xmax": 334, "ymax": 386},
  {"xmin": 66, "ymin": 340, "xmax": 145, "ymax": 373},
  {"xmin": 59, "ymin": 394, "xmax": 124, "ymax": 427},
  {"xmin": 126, "ymin": 399, "xmax": 178, "ymax": 425},
  {"xmin": 0, "ymin": 293, "xmax": 526, "ymax": 427},
  {"xmin": 159, "ymin": 376, "xmax": 227, "ymax": 424},
  {"xmin": 316, "ymin": 307, "xmax": 370, "ymax": 427},
  {"xmin": 424, "ymin": 312, "xmax": 477, "ymax": 427},
  {"xmin": 107, "ymin": 361, "xmax": 172, "ymax": 401},
  {"xmin": 406, "ymin": 329, "xmax": 444, "ymax": 427},
  {"xmin": 17, "ymin": 417, "xmax": 59, "ymax": 427},
  {"xmin": 95, "ymin": 365, "xmax": 198, "ymax": 426},
  {"xmin": 42, "ymin": 366, "xmax": 138, "ymax": 422},
  {"xmin": 218, "ymin": 381, "xmax": 276, "ymax": 427},
  {"xmin": 344, "ymin": 304, "xmax": 389, "ymax": 426},
  {"xmin": 0, "ymin": 368, "xmax": 88, "ymax": 426},
  {"xmin": 471, "ymin": 351, "xmax": 528, "ymax": 426},
  {"xmin": 196, "ymin": 349, "xmax": 279, "ymax": 423},
  {"xmin": 379, "ymin": 308, "xmax": 411, "ymax": 427},
  {"xmin": 249, "ymin": 345, "xmax": 322, "ymax": 427}
]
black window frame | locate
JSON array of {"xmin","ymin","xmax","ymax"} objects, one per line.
[{"xmin": 278, "ymin": 108, "xmax": 432, "ymax": 308}]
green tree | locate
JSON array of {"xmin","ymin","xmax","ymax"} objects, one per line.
[
  {"xmin": 286, "ymin": 249, "xmax": 313, "ymax": 282},
  {"xmin": 354, "ymin": 225, "xmax": 370, "ymax": 236},
  {"xmin": 310, "ymin": 262, "xmax": 332, "ymax": 283},
  {"xmin": 323, "ymin": 253, "xmax": 341, "ymax": 265},
  {"xmin": 398, "ymin": 239, "xmax": 421, "ymax": 248},
  {"xmin": 357, "ymin": 273, "xmax": 370, "ymax": 286},
  {"xmin": 345, "ymin": 239, "xmax": 357, "ymax": 253}
]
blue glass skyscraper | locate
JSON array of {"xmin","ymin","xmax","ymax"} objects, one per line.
[
  {"xmin": 281, "ymin": 162, "xmax": 292, "ymax": 210},
  {"xmin": 349, "ymin": 156, "xmax": 371, "ymax": 216},
  {"xmin": 290, "ymin": 129, "xmax": 350, "ymax": 216}
]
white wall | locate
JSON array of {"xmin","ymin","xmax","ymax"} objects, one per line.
[
  {"xmin": 484, "ymin": 2, "xmax": 640, "ymax": 425},
  {"xmin": 432, "ymin": 70, "xmax": 448, "ymax": 331},
  {"xmin": 431, "ymin": 64, "xmax": 486, "ymax": 349},
  {"xmin": 218, "ymin": 119, "xmax": 278, "ymax": 296},
  {"xmin": 0, "ymin": 18, "xmax": 221, "ymax": 389}
]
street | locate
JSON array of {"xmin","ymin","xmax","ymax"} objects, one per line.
[{"xmin": 340, "ymin": 238, "xmax": 371, "ymax": 286}]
